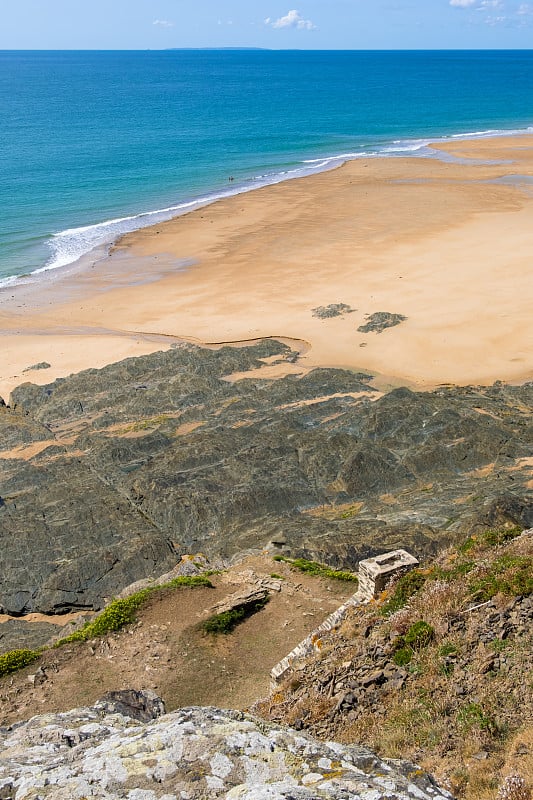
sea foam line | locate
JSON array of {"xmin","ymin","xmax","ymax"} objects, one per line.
[{"xmin": 2, "ymin": 123, "xmax": 532, "ymax": 290}]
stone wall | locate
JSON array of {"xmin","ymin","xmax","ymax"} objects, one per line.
[{"xmin": 271, "ymin": 549, "xmax": 419, "ymax": 686}]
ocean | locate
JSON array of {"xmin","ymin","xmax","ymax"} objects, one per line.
[{"xmin": 1, "ymin": 49, "xmax": 533, "ymax": 286}]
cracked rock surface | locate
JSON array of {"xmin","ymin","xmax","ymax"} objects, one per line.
[
  {"xmin": 0, "ymin": 697, "xmax": 454, "ymax": 799},
  {"xmin": 0, "ymin": 340, "xmax": 531, "ymax": 614}
]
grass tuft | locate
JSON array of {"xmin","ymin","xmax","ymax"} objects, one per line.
[
  {"xmin": 468, "ymin": 555, "xmax": 532, "ymax": 601},
  {"xmin": 272, "ymin": 555, "xmax": 358, "ymax": 582}
]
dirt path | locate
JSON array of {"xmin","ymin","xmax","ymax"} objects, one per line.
[{"xmin": 0, "ymin": 555, "xmax": 355, "ymax": 724}]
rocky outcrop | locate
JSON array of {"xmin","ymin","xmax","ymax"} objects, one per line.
[
  {"xmin": 312, "ymin": 303, "xmax": 355, "ymax": 318},
  {"xmin": 357, "ymin": 311, "xmax": 407, "ymax": 333},
  {"xmin": 0, "ymin": 696, "xmax": 454, "ymax": 799},
  {"xmin": 0, "ymin": 340, "xmax": 531, "ymax": 615}
]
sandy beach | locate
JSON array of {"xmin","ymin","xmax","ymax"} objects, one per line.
[{"xmin": 1, "ymin": 134, "xmax": 533, "ymax": 400}]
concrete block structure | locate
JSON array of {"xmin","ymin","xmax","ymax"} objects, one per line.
[
  {"xmin": 270, "ymin": 548, "xmax": 419, "ymax": 686},
  {"xmin": 357, "ymin": 549, "xmax": 420, "ymax": 601}
]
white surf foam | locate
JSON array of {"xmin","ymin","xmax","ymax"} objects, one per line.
[{"xmin": 2, "ymin": 122, "xmax": 532, "ymax": 290}]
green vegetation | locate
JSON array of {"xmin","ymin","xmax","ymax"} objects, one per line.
[
  {"xmin": 382, "ymin": 527, "xmax": 527, "ymax": 618},
  {"xmin": 1, "ymin": 574, "xmax": 215, "ymax": 680},
  {"xmin": 0, "ymin": 648, "xmax": 41, "ymax": 678},
  {"xmin": 457, "ymin": 702, "xmax": 498, "ymax": 734},
  {"xmin": 56, "ymin": 575, "xmax": 214, "ymax": 646},
  {"xmin": 265, "ymin": 526, "xmax": 532, "ymax": 800},
  {"xmin": 489, "ymin": 638, "xmax": 510, "ymax": 653},
  {"xmin": 393, "ymin": 646, "xmax": 413, "ymax": 666},
  {"xmin": 404, "ymin": 620, "xmax": 435, "ymax": 649},
  {"xmin": 431, "ymin": 560, "xmax": 475, "ymax": 582},
  {"xmin": 201, "ymin": 597, "xmax": 269, "ymax": 635},
  {"xmin": 380, "ymin": 569, "xmax": 428, "ymax": 615},
  {"xmin": 337, "ymin": 504, "xmax": 364, "ymax": 520},
  {"xmin": 459, "ymin": 526, "xmax": 523, "ymax": 554},
  {"xmin": 122, "ymin": 414, "xmax": 171, "ymax": 433},
  {"xmin": 162, "ymin": 575, "xmax": 214, "ymax": 590},
  {"xmin": 56, "ymin": 591, "xmax": 151, "ymax": 645},
  {"xmin": 392, "ymin": 621, "xmax": 435, "ymax": 665},
  {"xmin": 438, "ymin": 643, "xmax": 459, "ymax": 657},
  {"xmin": 468, "ymin": 554, "xmax": 532, "ymax": 601},
  {"xmin": 270, "ymin": 573, "xmax": 284, "ymax": 580},
  {"xmin": 272, "ymin": 555, "xmax": 358, "ymax": 583}
]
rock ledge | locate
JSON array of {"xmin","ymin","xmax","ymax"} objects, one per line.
[{"xmin": 0, "ymin": 694, "xmax": 454, "ymax": 799}]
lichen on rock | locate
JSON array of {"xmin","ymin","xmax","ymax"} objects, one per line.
[{"xmin": 0, "ymin": 696, "xmax": 454, "ymax": 799}]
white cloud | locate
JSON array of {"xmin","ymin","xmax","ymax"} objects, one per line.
[
  {"xmin": 265, "ymin": 9, "xmax": 317, "ymax": 30},
  {"xmin": 152, "ymin": 19, "xmax": 174, "ymax": 28},
  {"xmin": 449, "ymin": 0, "xmax": 476, "ymax": 6},
  {"xmin": 518, "ymin": 2, "xmax": 533, "ymax": 13},
  {"xmin": 485, "ymin": 13, "xmax": 507, "ymax": 22}
]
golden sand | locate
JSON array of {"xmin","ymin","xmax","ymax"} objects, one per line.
[{"xmin": 1, "ymin": 134, "xmax": 532, "ymax": 399}]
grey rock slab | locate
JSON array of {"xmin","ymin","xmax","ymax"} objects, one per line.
[
  {"xmin": 0, "ymin": 342, "xmax": 531, "ymax": 616},
  {"xmin": 0, "ymin": 700, "xmax": 454, "ymax": 799},
  {"xmin": 0, "ymin": 619, "xmax": 63, "ymax": 652}
]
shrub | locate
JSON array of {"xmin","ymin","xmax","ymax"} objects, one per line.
[
  {"xmin": 201, "ymin": 597, "xmax": 269, "ymax": 635},
  {"xmin": 392, "ymin": 621, "xmax": 434, "ymax": 666},
  {"xmin": 393, "ymin": 647, "xmax": 413, "ymax": 666},
  {"xmin": 0, "ymin": 648, "xmax": 41, "ymax": 678},
  {"xmin": 55, "ymin": 574, "xmax": 214, "ymax": 646},
  {"xmin": 57, "ymin": 591, "xmax": 151, "ymax": 644},
  {"xmin": 202, "ymin": 607, "xmax": 247, "ymax": 634},
  {"xmin": 404, "ymin": 621, "xmax": 435, "ymax": 649}
]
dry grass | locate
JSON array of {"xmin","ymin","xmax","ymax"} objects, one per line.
[{"xmin": 258, "ymin": 528, "xmax": 533, "ymax": 800}]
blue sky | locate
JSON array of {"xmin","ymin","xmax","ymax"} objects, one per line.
[{"xmin": 2, "ymin": 0, "xmax": 533, "ymax": 49}]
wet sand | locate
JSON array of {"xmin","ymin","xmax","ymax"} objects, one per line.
[{"xmin": 1, "ymin": 134, "xmax": 533, "ymax": 399}]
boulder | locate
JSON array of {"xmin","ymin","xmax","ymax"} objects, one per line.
[{"xmin": 0, "ymin": 699, "xmax": 454, "ymax": 799}]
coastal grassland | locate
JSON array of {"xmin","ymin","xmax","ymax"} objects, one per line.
[{"xmin": 258, "ymin": 527, "xmax": 532, "ymax": 800}]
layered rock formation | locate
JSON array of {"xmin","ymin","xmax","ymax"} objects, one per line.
[
  {"xmin": 0, "ymin": 340, "xmax": 531, "ymax": 614},
  {"xmin": 0, "ymin": 694, "xmax": 454, "ymax": 799}
]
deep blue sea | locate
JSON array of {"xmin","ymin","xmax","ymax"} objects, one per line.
[{"xmin": 1, "ymin": 50, "xmax": 533, "ymax": 285}]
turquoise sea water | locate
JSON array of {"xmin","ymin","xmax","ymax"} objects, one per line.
[{"xmin": 1, "ymin": 49, "xmax": 533, "ymax": 285}]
